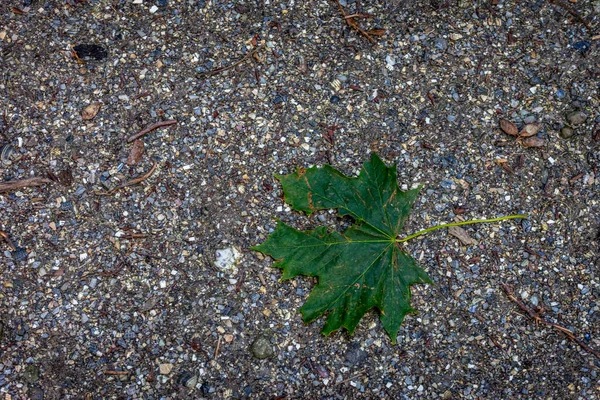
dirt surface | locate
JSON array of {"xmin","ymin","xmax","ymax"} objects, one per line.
[{"xmin": 1, "ymin": 0, "xmax": 599, "ymax": 398}]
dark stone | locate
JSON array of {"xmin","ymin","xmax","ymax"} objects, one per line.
[
  {"xmin": 12, "ymin": 247, "xmax": 28, "ymax": 262},
  {"xmin": 330, "ymin": 95, "xmax": 340, "ymax": 104},
  {"xmin": 345, "ymin": 342, "xmax": 367, "ymax": 366},
  {"xmin": 72, "ymin": 44, "xmax": 108, "ymax": 61},
  {"xmin": 560, "ymin": 127, "xmax": 574, "ymax": 139},
  {"xmin": 23, "ymin": 364, "xmax": 40, "ymax": 385},
  {"xmin": 29, "ymin": 386, "xmax": 44, "ymax": 400},
  {"xmin": 61, "ymin": 200, "xmax": 73, "ymax": 211},
  {"xmin": 572, "ymin": 41, "xmax": 590, "ymax": 54}
]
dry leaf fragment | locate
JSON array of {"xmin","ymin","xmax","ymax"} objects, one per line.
[
  {"xmin": 520, "ymin": 136, "xmax": 545, "ymax": 148},
  {"xmin": 448, "ymin": 226, "xmax": 478, "ymax": 245},
  {"xmin": 82, "ymin": 103, "xmax": 101, "ymax": 120},
  {"xmin": 126, "ymin": 140, "xmax": 145, "ymax": 166},
  {"xmin": 519, "ymin": 123, "xmax": 541, "ymax": 137},
  {"xmin": 367, "ymin": 29, "xmax": 386, "ymax": 37},
  {"xmin": 499, "ymin": 119, "xmax": 519, "ymax": 136}
]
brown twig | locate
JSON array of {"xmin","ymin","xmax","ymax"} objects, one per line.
[
  {"xmin": 0, "ymin": 231, "xmax": 16, "ymax": 251},
  {"xmin": 332, "ymin": 0, "xmax": 377, "ymax": 44},
  {"xmin": 547, "ymin": 0, "xmax": 592, "ymax": 33},
  {"xmin": 95, "ymin": 161, "xmax": 157, "ymax": 196},
  {"xmin": 197, "ymin": 46, "xmax": 262, "ymax": 77},
  {"xmin": 0, "ymin": 177, "xmax": 52, "ymax": 193},
  {"xmin": 133, "ymin": 90, "xmax": 151, "ymax": 100},
  {"xmin": 103, "ymin": 370, "xmax": 131, "ymax": 375},
  {"xmin": 127, "ymin": 120, "xmax": 177, "ymax": 143},
  {"xmin": 501, "ymin": 283, "xmax": 600, "ymax": 361},
  {"xmin": 214, "ymin": 335, "xmax": 222, "ymax": 360},
  {"xmin": 121, "ymin": 233, "xmax": 147, "ymax": 239},
  {"xmin": 336, "ymin": 370, "xmax": 365, "ymax": 386}
]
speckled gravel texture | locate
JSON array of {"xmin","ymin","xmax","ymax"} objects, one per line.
[{"xmin": 1, "ymin": 0, "xmax": 599, "ymax": 399}]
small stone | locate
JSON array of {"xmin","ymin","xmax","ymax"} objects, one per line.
[
  {"xmin": 572, "ymin": 41, "xmax": 590, "ymax": 54},
  {"xmin": 330, "ymin": 95, "xmax": 340, "ymax": 104},
  {"xmin": 345, "ymin": 342, "xmax": 367, "ymax": 366},
  {"xmin": 434, "ymin": 38, "xmax": 448, "ymax": 51},
  {"xmin": 566, "ymin": 111, "xmax": 587, "ymax": 126},
  {"xmin": 12, "ymin": 247, "xmax": 28, "ymax": 262},
  {"xmin": 214, "ymin": 247, "xmax": 242, "ymax": 274},
  {"xmin": 72, "ymin": 44, "xmax": 108, "ymax": 61},
  {"xmin": 560, "ymin": 127, "xmax": 574, "ymax": 139},
  {"xmin": 251, "ymin": 335, "xmax": 274, "ymax": 359},
  {"xmin": 177, "ymin": 371, "xmax": 198, "ymax": 388},
  {"xmin": 23, "ymin": 364, "xmax": 40, "ymax": 384},
  {"xmin": 81, "ymin": 103, "xmax": 101, "ymax": 120},
  {"xmin": 159, "ymin": 363, "xmax": 173, "ymax": 375},
  {"xmin": 28, "ymin": 387, "xmax": 44, "ymax": 400}
]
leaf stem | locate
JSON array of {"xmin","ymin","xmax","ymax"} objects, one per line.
[{"xmin": 396, "ymin": 214, "xmax": 528, "ymax": 243}]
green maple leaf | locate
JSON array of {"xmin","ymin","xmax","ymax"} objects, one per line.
[{"xmin": 252, "ymin": 153, "xmax": 526, "ymax": 343}]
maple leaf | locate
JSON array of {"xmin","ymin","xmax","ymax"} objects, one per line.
[
  {"xmin": 252, "ymin": 154, "xmax": 527, "ymax": 343},
  {"xmin": 252, "ymin": 154, "xmax": 431, "ymax": 343}
]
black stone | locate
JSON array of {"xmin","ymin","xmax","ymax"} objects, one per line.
[{"xmin": 73, "ymin": 44, "xmax": 108, "ymax": 61}]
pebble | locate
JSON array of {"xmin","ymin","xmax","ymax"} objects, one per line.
[
  {"xmin": 251, "ymin": 335, "xmax": 274, "ymax": 359},
  {"xmin": 159, "ymin": 363, "xmax": 173, "ymax": 375},
  {"xmin": 12, "ymin": 247, "xmax": 28, "ymax": 262},
  {"xmin": 345, "ymin": 342, "xmax": 367, "ymax": 366},
  {"xmin": 566, "ymin": 111, "xmax": 587, "ymax": 125},
  {"xmin": 560, "ymin": 127, "xmax": 574, "ymax": 139},
  {"xmin": 572, "ymin": 41, "xmax": 590, "ymax": 54},
  {"xmin": 434, "ymin": 38, "xmax": 448, "ymax": 51},
  {"xmin": 177, "ymin": 371, "xmax": 198, "ymax": 388},
  {"xmin": 214, "ymin": 247, "xmax": 242, "ymax": 274},
  {"xmin": 22, "ymin": 364, "xmax": 39, "ymax": 384}
]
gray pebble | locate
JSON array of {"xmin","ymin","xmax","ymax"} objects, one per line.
[
  {"xmin": 251, "ymin": 335, "xmax": 274, "ymax": 359},
  {"xmin": 177, "ymin": 371, "xmax": 198, "ymax": 388},
  {"xmin": 560, "ymin": 127, "xmax": 574, "ymax": 139},
  {"xmin": 22, "ymin": 364, "xmax": 39, "ymax": 385},
  {"xmin": 345, "ymin": 342, "xmax": 367, "ymax": 366},
  {"xmin": 566, "ymin": 111, "xmax": 587, "ymax": 125},
  {"xmin": 434, "ymin": 38, "xmax": 448, "ymax": 51}
]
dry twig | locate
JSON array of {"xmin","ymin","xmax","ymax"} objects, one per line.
[
  {"xmin": 0, "ymin": 231, "xmax": 16, "ymax": 251},
  {"xmin": 501, "ymin": 283, "xmax": 600, "ymax": 361},
  {"xmin": 95, "ymin": 161, "xmax": 158, "ymax": 196},
  {"xmin": 127, "ymin": 120, "xmax": 177, "ymax": 143},
  {"xmin": 214, "ymin": 335, "xmax": 222, "ymax": 360},
  {"xmin": 336, "ymin": 370, "xmax": 365, "ymax": 386},
  {"xmin": 547, "ymin": 0, "xmax": 592, "ymax": 33},
  {"xmin": 332, "ymin": 0, "xmax": 378, "ymax": 44},
  {"xmin": 0, "ymin": 177, "xmax": 52, "ymax": 193},
  {"xmin": 103, "ymin": 370, "xmax": 131, "ymax": 376},
  {"xmin": 197, "ymin": 46, "xmax": 262, "ymax": 77}
]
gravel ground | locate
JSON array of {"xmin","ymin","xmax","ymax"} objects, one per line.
[{"xmin": 1, "ymin": 0, "xmax": 599, "ymax": 398}]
